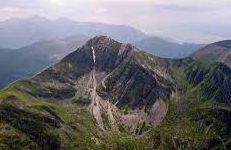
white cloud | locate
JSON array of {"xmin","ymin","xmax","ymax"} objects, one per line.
[{"xmin": 0, "ymin": 0, "xmax": 231, "ymax": 43}]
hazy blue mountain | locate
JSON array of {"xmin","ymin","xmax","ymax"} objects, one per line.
[
  {"xmin": 134, "ymin": 36, "xmax": 204, "ymax": 58},
  {"xmin": 0, "ymin": 35, "xmax": 89, "ymax": 89},
  {"xmin": 0, "ymin": 16, "xmax": 203, "ymax": 59},
  {"xmin": 0, "ymin": 16, "xmax": 145, "ymax": 48}
]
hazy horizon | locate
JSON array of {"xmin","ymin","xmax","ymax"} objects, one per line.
[{"xmin": 1, "ymin": 0, "xmax": 231, "ymax": 43}]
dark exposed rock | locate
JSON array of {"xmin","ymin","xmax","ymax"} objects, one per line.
[
  {"xmin": 13, "ymin": 36, "xmax": 231, "ymax": 107},
  {"xmin": 99, "ymin": 59, "xmax": 174, "ymax": 108},
  {"xmin": 15, "ymin": 36, "xmax": 175, "ymax": 108},
  {"xmin": 185, "ymin": 62, "xmax": 231, "ymax": 105}
]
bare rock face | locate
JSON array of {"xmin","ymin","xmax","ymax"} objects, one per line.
[
  {"xmin": 23, "ymin": 36, "xmax": 175, "ymax": 108},
  {"xmin": 12, "ymin": 36, "xmax": 178, "ymax": 131},
  {"xmin": 186, "ymin": 62, "xmax": 231, "ymax": 106}
]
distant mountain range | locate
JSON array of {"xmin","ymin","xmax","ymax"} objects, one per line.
[
  {"xmin": 0, "ymin": 36, "xmax": 230, "ymax": 149},
  {"xmin": 0, "ymin": 35, "xmax": 89, "ymax": 89},
  {"xmin": 0, "ymin": 16, "xmax": 145, "ymax": 48},
  {"xmin": 134, "ymin": 36, "xmax": 203, "ymax": 58},
  {"xmin": 0, "ymin": 16, "xmax": 203, "ymax": 57}
]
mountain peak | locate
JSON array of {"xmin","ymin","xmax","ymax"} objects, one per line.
[
  {"xmin": 86, "ymin": 35, "xmax": 119, "ymax": 47},
  {"xmin": 84, "ymin": 35, "xmax": 135, "ymax": 56},
  {"xmin": 20, "ymin": 36, "xmax": 176, "ymax": 108},
  {"xmin": 59, "ymin": 36, "xmax": 135, "ymax": 76}
]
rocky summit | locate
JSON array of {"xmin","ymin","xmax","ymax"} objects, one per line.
[{"xmin": 0, "ymin": 36, "xmax": 230, "ymax": 149}]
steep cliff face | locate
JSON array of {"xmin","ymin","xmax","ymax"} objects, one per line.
[
  {"xmin": 8, "ymin": 36, "xmax": 231, "ymax": 120},
  {"xmin": 20, "ymin": 36, "xmax": 175, "ymax": 109},
  {"xmin": 185, "ymin": 62, "xmax": 231, "ymax": 105},
  {"xmin": 4, "ymin": 36, "xmax": 177, "ymax": 137},
  {"xmin": 97, "ymin": 51, "xmax": 174, "ymax": 108}
]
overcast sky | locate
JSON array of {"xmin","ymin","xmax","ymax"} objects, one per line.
[{"xmin": 0, "ymin": 0, "xmax": 231, "ymax": 43}]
